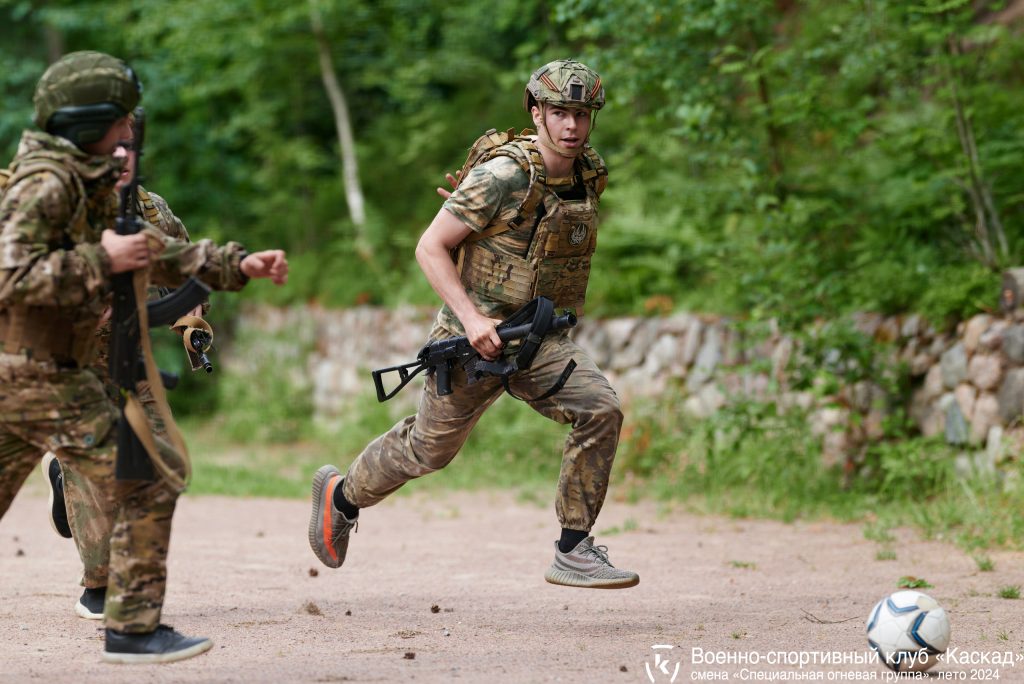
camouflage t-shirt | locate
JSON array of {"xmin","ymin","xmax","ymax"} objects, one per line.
[{"xmin": 436, "ymin": 154, "xmax": 577, "ymax": 336}]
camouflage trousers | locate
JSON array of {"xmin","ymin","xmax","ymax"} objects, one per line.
[
  {"xmin": 61, "ymin": 378, "xmax": 173, "ymax": 579},
  {"xmin": 343, "ymin": 330, "xmax": 623, "ymax": 531},
  {"xmin": 0, "ymin": 354, "xmax": 182, "ymax": 633}
]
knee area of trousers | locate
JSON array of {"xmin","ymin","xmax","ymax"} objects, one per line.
[
  {"xmin": 594, "ymin": 394, "xmax": 624, "ymax": 427},
  {"xmin": 409, "ymin": 440, "xmax": 459, "ymax": 472}
]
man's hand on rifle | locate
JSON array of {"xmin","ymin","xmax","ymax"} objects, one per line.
[
  {"xmin": 241, "ymin": 250, "xmax": 289, "ymax": 285},
  {"xmin": 102, "ymin": 229, "xmax": 151, "ymax": 273},
  {"xmin": 462, "ymin": 310, "xmax": 504, "ymax": 361}
]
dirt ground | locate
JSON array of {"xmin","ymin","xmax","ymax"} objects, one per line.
[{"xmin": 1, "ymin": 480, "xmax": 1022, "ymax": 684}]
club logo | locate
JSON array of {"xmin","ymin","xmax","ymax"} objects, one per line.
[
  {"xmin": 569, "ymin": 222, "xmax": 588, "ymax": 246},
  {"xmin": 646, "ymin": 645, "xmax": 681, "ymax": 683}
]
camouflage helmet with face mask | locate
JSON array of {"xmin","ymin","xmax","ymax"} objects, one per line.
[
  {"xmin": 523, "ymin": 59, "xmax": 604, "ymax": 112},
  {"xmin": 33, "ymin": 50, "xmax": 142, "ymax": 147}
]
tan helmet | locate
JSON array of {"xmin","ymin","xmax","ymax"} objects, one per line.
[
  {"xmin": 523, "ymin": 59, "xmax": 604, "ymax": 112},
  {"xmin": 33, "ymin": 51, "xmax": 142, "ymax": 146}
]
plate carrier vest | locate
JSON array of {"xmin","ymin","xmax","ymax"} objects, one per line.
[{"xmin": 453, "ymin": 128, "xmax": 607, "ymax": 317}]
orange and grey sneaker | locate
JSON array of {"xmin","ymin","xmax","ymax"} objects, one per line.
[
  {"xmin": 544, "ymin": 536, "xmax": 639, "ymax": 589},
  {"xmin": 308, "ymin": 465, "xmax": 358, "ymax": 569}
]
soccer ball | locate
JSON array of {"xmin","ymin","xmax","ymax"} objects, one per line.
[{"xmin": 866, "ymin": 590, "xmax": 951, "ymax": 673}]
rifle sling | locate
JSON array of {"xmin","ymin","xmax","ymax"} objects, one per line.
[
  {"xmin": 504, "ymin": 296, "xmax": 553, "ymax": 370},
  {"xmin": 124, "ymin": 267, "xmax": 192, "ymax": 492},
  {"xmin": 483, "ymin": 297, "xmax": 575, "ymax": 401},
  {"xmin": 501, "ymin": 358, "xmax": 576, "ymax": 402}
]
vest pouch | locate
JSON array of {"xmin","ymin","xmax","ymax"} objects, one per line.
[
  {"xmin": 459, "ymin": 244, "xmax": 536, "ymax": 307},
  {"xmin": 542, "ymin": 201, "xmax": 597, "ymax": 258},
  {"xmin": 534, "ymin": 254, "xmax": 591, "ymax": 315}
]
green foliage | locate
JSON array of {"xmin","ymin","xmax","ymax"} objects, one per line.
[
  {"xmin": 616, "ymin": 383, "xmax": 1024, "ymax": 549},
  {"xmin": 4, "ymin": 2, "xmax": 1024, "ymax": 551},
  {"xmin": 2, "ymin": 1, "xmax": 1022, "ymax": 322}
]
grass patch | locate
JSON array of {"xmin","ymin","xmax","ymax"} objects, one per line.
[
  {"xmin": 863, "ymin": 521, "xmax": 896, "ymax": 544},
  {"xmin": 997, "ymin": 585, "xmax": 1021, "ymax": 600},
  {"xmin": 729, "ymin": 560, "xmax": 757, "ymax": 570},
  {"xmin": 875, "ymin": 549, "xmax": 897, "ymax": 561},
  {"xmin": 897, "ymin": 576, "xmax": 933, "ymax": 589},
  {"xmin": 973, "ymin": 555, "xmax": 995, "ymax": 572},
  {"xmin": 182, "ymin": 386, "xmax": 567, "ymax": 499},
  {"xmin": 600, "ymin": 518, "xmax": 639, "ymax": 536}
]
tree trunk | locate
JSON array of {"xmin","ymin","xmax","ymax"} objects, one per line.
[
  {"xmin": 946, "ymin": 36, "xmax": 1007, "ymax": 268},
  {"xmin": 309, "ymin": 3, "xmax": 367, "ymax": 234},
  {"xmin": 43, "ymin": 24, "xmax": 64, "ymax": 63}
]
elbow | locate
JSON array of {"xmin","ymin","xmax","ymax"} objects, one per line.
[
  {"xmin": 414, "ymin": 240, "xmax": 426, "ymax": 270},
  {"xmin": 414, "ymin": 235, "xmax": 432, "ymax": 270}
]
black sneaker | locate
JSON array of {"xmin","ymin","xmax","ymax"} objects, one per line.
[
  {"xmin": 41, "ymin": 452, "xmax": 72, "ymax": 539},
  {"xmin": 103, "ymin": 625, "xmax": 213, "ymax": 664},
  {"xmin": 76, "ymin": 586, "xmax": 106, "ymax": 620}
]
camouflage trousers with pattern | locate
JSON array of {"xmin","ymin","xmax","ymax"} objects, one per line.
[
  {"xmin": 0, "ymin": 354, "xmax": 182, "ymax": 633},
  {"xmin": 343, "ymin": 330, "xmax": 623, "ymax": 531}
]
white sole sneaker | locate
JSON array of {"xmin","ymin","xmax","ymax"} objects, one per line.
[
  {"xmin": 545, "ymin": 567, "xmax": 640, "ymax": 589},
  {"xmin": 102, "ymin": 638, "xmax": 213, "ymax": 664},
  {"xmin": 75, "ymin": 598, "xmax": 104, "ymax": 620}
]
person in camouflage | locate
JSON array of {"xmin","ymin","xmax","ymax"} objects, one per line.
[
  {"xmin": 0, "ymin": 51, "xmax": 289, "ymax": 663},
  {"xmin": 40, "ymin": 131, "xmax": 214, "ymax": 623},
  {"xmin": 309, "ymin": 59, "xmax": 638, "ymax": 589}
]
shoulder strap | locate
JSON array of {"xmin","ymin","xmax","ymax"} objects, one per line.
[
  {"xmin": 578, "ymin": 146, "xmax": 608, "ymax": 196},
  {"xmin": 463, "ymin": 137, "xmax": 548, "ymax": 245}
]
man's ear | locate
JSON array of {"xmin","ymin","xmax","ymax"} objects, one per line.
[{"xmin": 530, "ymin": 105, "xmax": 543, "ymax": 127}]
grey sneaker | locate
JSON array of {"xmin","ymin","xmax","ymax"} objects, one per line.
[
  {"xmin": 308, "ymin": 465, "xmax": 357, "ymax": 569},
  {"xmin": 544, "ymin": 536, "xmax": 639, "ymax": 589}
]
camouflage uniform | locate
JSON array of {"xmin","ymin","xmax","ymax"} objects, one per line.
[
  {"xmin": 343, "ymin": 148, "xmax": 622, "ymax": 532},
  {"xmin": 59, "ymin": 185, "xmax": 203, "ymax": 594},
  {"xmin": 0, "ymin": 130, "xmax": 250, "ymax": 632}
]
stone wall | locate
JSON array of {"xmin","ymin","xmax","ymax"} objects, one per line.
[{"xmin": 229, "ymin": 304, "xmax": 1024, "ymax": 468}]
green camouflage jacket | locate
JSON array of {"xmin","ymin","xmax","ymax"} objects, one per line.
[{"xmin": 0, "ymin": 130, "xmax": 248, "ymax": 359}]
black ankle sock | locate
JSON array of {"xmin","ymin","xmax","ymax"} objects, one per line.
[
  {"xmin": 558, "ymin": 528, "xmax": 588, "ymax": 554},
  {"xmin": 332, "ymin": 482, "xmax": 359, "ymax": 519}
]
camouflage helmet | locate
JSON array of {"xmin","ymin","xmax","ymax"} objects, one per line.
[
  {"xmin": 33, "ymin": 50, "xmax": 142, "ymax": 146},
  {"xmin": 524, "ymin": 59, "xmax": 604, "ymax": 112}
]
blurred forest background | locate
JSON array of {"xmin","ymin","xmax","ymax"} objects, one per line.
[
  {"xmin": 4, "ymin": 1, "xmax": 1024, "ymax": 548},
  {"xmin": 3, "ymin": 0, "xmax": 1023, "ymax": 326}
]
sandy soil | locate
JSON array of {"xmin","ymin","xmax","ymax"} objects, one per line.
[{"xmin": 1, "ymin": 482, "xmax": 1022, "ymax": 683}]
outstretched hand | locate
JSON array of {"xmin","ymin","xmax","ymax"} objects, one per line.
[
  {"xmin": 241, "ymin": 250, "xmax": 289, "ymax": 285},
  {"xmin": 435, "ymin": 171, "xmax": 460, "ymax": 200}
]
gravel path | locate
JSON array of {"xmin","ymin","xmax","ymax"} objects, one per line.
[{"xmin": 1, "ymin": 484, "xmax": 1022, "ymax": 683}]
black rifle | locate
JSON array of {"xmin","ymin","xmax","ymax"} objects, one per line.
[
  {"xmin": 372, "ymin": 297, "xmax": 577, "ymax": 402},
  {"xmin": 108, "ymin": 108, "xmax": 211, "ymax": 480}
]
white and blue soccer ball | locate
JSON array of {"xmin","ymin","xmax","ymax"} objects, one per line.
[{"xmin": 866, "ymin": 590, "xmax": 951, "ymax": 673}]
